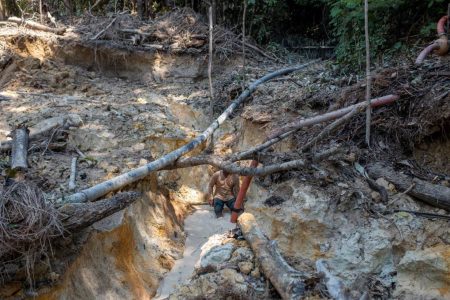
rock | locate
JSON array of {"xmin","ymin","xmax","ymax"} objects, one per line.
[
  {"xmin": 229, "ymin": 247, "xmax": 254, "ymax": 264},
  {"xmin": 395, "ymin": 245, "xmax": 450, "ymax": 299},
  {"xmin": 371, "ymin": 191, "xmax": 382, "ymax": 202},
  {"xmin": 139, "ymin": 158, "xmax": 148, "ymax": 166},
  {"xmin": 169, "ymin": 268, "xmax": 248, "ymax": 300},
  {"xmin": 250, "ymin": 267, "xmax": 261, "ymax": 278},
  {"xmin": 238, "ymin": 261, "xmax": 253, "ymax": 275},
  {"xmin": 107, "ymin": 165, "xmax": 120, "ymax": 173},
  {"xmin": 375, "ymin": 178, "xmax": 390, "ymax": 190},
  {"xmin": 388, "ymin": 183, "xmax": 396, "ymax": 192},
  {"xmin": 197, "ymin": 238, "xmax": 235, "ymax": 272},
  {"xmin": 337, "ymin": 182, "xmax": 349, "ymax": 188},
  {"xmin": 132, "ymin": 143, "xmax": 146, "ymax": 151},
  {"xmin": 126, "ymin": 161, "xmax": 137, "ymax": 168}
]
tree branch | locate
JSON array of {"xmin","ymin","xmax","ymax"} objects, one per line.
[
  {"xmin": 268, "ymin": 94, "xmax": 399, "ymax": 140},
  {"xmin": 300, "ymin": 107, "xmax": 359, "ymax": 152},
  {"xmin": 163, "ymin": 155, "xmax": 305, "ymax": 176},
  {"xmin": 231, "ymin": 95, "xmax": 398, "ymax": 161}
]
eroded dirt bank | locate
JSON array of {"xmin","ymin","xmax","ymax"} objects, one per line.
[{"xmin": 1, "ymin": 20, "xmax": 450, "ymax": 300}]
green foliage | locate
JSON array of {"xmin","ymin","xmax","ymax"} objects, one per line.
[{"xmin": 328, "ymin": 0, "xmax": 448, "ymax": 68}]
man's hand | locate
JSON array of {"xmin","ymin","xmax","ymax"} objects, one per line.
[{"xmin": 208, "ymin": 197, "xmax": 213, "ymax": 206}]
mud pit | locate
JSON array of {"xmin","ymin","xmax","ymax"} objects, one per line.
[{"xmin": 1, "ymin": 23, "xmax": 450, "ymax": 300}]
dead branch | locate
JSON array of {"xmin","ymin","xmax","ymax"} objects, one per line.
[
  {"xmin": 269, "ymin": 94, "xmax": 399, "ymax": 139},
  {"xmin": 301, "ymin": 107, "xmax": 359, "ymax": 152},
  {"xmin": 163, "ymin": 155, "xmax": 305, "ymax": 176},
  {"xmin": 58, "ymin": 192, "xmax": 140, "ymax": 231},
  {"xmin": 10, "ymin": 127, "xmax": 29, "ymax": 171},
  {"xmin": 244, "ymin": 42, "xmax": 278, "ymax": 62},
  {"xmin": 65, "ymin": 61, "xmax": 319, "ymax": 203},
  {"xmin": 91, "ymin": 17, "xmax": 117, "ymax": 40},
  {"xmin": 68, "ymin": 157, "xmax": 77, "ymax": 192},
  {"xmin": 0, "ymin": 114, "xmax": 82, "ymax": 152},
  {"xmin": 7, "ymin": 17, "xmax": 65, "ymax": 35},
  {"xmin": 231, "ymin": 96, "xmax": 397, "ymax": 162},
  {"xmin": 238, "ymin": 213, "xmax": 309, "ymax": 300},
  {"xmin": 367, "ymin": 163, "xmax": 450, "ymax": 211}
]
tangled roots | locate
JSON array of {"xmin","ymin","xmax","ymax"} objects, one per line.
[{"xmin": 0, "ymin": 181, "xmax": 63, "ymax": 284}]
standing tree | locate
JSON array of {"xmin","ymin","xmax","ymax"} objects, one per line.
[{"xmin": 364, "ymin": 0, "xmax": 372, "ymax": 146}]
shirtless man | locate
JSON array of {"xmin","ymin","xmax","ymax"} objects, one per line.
[{"xmin": 207, "ymin": 169, "xmax": 240, "ymax": 218}]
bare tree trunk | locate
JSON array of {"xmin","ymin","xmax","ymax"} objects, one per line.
[
  {"xmin": 238, "ymin": 213, "xmax": 308, "ymax": 299},
  {"xmin": 1, "ymin": 0, "xmax": 20, "ymax": 19},
  {"xmin": 63, "ymin": 0, "xmax": 74, "ymax": 15},
  {"xmin": 59, "ymin": 192, "xmax": 141, "ymax": 231},
  {"xmin": 137, "ymin": 0, "xmax": 143, "ymax": 19},
  {"xmin": 39, "ymin": 0, "xmax": 42, "ymax": 23},
  {"xmin": 11, "ymin": 127, "xmax": 29, "ymax": 171},
  {"xmin": 242, "ymin": 0, "xmax": 247, "ymax": 86},
  {"xmin": 0, "ymin": 0, "xmax": 6, "ymax": 20},
  {"xmin": 364, "ymin": 0, "xmax": 371, "ymax": 146},
  {"xmin": 207, "ymin": 5, "xmax": 214, "ymax": 152},
  {"xmin": 211, "ymin": 0, "xmax": 216, "ymax": 24}
]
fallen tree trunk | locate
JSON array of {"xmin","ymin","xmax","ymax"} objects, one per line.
[
  {"xmin": 238, "ymin": 213, "xmax": 308, "ymax": 300},
  {"xmin": 58, "ymin": 191, "xmax": 140, "ymax": 231},
  {"xmin": 0, "ymin": 114, "xmax": 82, "ymax": 152},
  {"xmin": 268, "ymin": 94, "xmax": 399, "ymax": 140},
  {"xmin": 65, "ymin": 60, "xmax": 319, "ymax": 203},
  {"xmin": 367, "ymin": 163, "xmax": 450, "ymax": 211},
  {"xmin": 10, "ymin": 127, "xmax": 29, "ymax": 171},
  {"xmin": 7, "ymin": 17, "xmax": 66, "ymax": 35}
]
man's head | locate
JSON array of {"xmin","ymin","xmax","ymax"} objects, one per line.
[{"xmin": 222, "ymin": 170, "xmax": 230, "ymax": 177}]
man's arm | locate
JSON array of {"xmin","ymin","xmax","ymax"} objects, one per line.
[
  {"xmin": 206, "ymin": 173, "xmax": 218, "ymax": 203},
  {"xmin": 232, "ymin": 174, "xmax": 240, "ymax": 198}
]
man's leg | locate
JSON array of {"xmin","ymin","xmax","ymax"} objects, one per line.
[
  {"xmin": 213, "ymin": 198, "xmax": 225, "ymax": 218},
  {"xmin": 225, "ymin": 198, "xmax": 236, "ymax": 212},
  {"xmin": 226, "ymin": 198, "xmax": 244, "ymax": 214}
]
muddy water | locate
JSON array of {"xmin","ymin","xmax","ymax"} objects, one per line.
[{"xmin": 155, "ymin": 205, "xmax": 235, "ymax": 299}]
